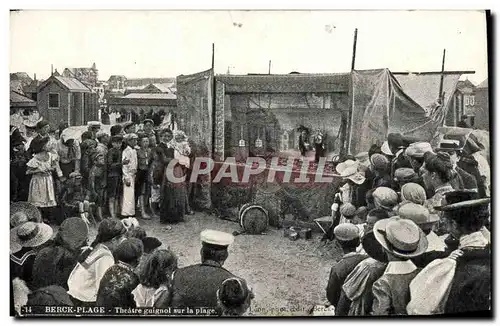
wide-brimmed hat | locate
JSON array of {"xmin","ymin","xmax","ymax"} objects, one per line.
[
  {"xmin": 336, "ymin": 160, "xmax": 366, "ymax": 185},
  {"xmin": 11, "ymin": 222, "xmax": 53, "ymax": 253},
  {"xmin": 11, "ymin": 202, "xmax": 42, "ymax": 226},
  {"xmin": 406, "ymin": 142, "xmax": 433, "ymax": 158},
  {"xmin": 373, "ymin": 217, "xmax": 428, "ymax": 259},
  {"xmin": 434, "ymin": 190, "xmax": 490, "ymax": 212},
  {"xmin": 398, "ymin": 202, "xmax": 439, "ymax": 229}
]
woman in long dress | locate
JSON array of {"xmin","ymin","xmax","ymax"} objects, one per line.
[{"xmin": 158, "ymin": 129, "xmax": 186, "ymax": 224}]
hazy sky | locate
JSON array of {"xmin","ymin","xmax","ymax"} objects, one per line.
[{"xmin": 10, "ymin": 10, "xmax": 488, "ymax": 84}]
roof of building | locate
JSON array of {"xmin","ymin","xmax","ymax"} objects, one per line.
[
  {"xmin": 38, "ymin": 75, "xmax": 92, "ymax": 93},
  {"xmin": 10, "ymin": 72, "xmax": 33, "ymax": 83},
  {"xmin": 23, "ymin": 80, "xmax": 43, "ymax": 93},
  {"xmin": 108, "ymin": 92, "xmax": 177, "ymax": 107},
  {"xmin": 10, "ymin": 90, "xmax": 37, "ymax": 107},
  {"xmin": 456, "ymin": 79, "xmax": 476, "ymax": 90},
  {"xmin": 124, "ymin": 93, "xmax": 177, "ymax": 100},
  {"xmin": 125, "ymin": 77, "xmax": 175, "ymax": 88},
  {"xmin": 108, "ymin": 75, "xmax": 128, "ymax": 82},
  {"xmin": 477, "ymin": 78, "xmax": 488, "ymax": 89},
  {"xmin": 10, "ymin": 80, "xmax": 24, "ymax": 93}
]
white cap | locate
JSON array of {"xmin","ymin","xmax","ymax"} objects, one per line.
[
  {"xmin": 88, "ymin": 121, "xmax": 101, "ymax": 127},
  {"xmin": 200, "ymin": 229, "xmax": 234, "ymax": 247}
]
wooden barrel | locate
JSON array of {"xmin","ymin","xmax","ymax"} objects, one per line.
[{"xmin": 239, "ymin": 204, "xmax": 269, "ymax": 234}]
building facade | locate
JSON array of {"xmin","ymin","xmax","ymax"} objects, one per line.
[{"xmin": 37, "ymin": 75, "xmax": 98, "ymax": 127}]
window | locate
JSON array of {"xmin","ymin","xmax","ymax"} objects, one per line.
[
  {"xmin": 464, "ymin": 96, "xmax": 469, "ymax": 106},
  {"xmin": 48, "ymin": 93, "xmax": 60, "ymax": 109},
  {"xmin": 470, "ymin": 96, "xmax": 475, "ymax": 106}
]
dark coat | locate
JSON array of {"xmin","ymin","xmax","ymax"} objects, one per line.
[
  {"xmin": 326, "ymin": 253, "xmax": 368, "ymax": 307},
  {"xmin": 457, "ymin": 157, "xmax": 487, "ymax": 198},
  {"xmin": 445, "ymin": 248, "xmax": 491, "ymax": 314},
  {"xmin": 96, "ymin": 263, "xmax": 140, "ymax": 308},
  {"xmin": 31, "ymin": 245, "xmax": 79, "ymax": 291},
  {"xmin": 450, "ymin": 166, "xmax": 478, "ymax": 192},
  {"xmin": 170, "ymin": 260, "xmax": 236, "ymax": 309}
]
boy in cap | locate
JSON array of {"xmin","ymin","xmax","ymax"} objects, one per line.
[
  {"xmin": 96, "ymin": 131, "xmax": 110, "ymax": 158},
  {"xmin": 107, "ymin": 135, "xmax": 124, "ymax": 219},
  {"xmin": 87, "ymin": 152, "xmax": 107, "ymax": 221},
  {"xmin": 371, "ymin": 218, "xmax": 427, "ymax": 315},
  {"xmin": 326, "ymin": 224, "xmax": 368, "ymax": 308},
  {"xmin": 170, "ymin": 230, "xmax": 245, "ymax": 311}
]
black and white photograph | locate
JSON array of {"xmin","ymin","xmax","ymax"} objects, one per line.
[{"xmin": 8, "ymin": 9, "xmax": 491, "ymax": 318}]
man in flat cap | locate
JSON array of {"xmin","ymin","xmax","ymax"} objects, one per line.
[
  {"xmin": 326, "ymin": 224, "xmax": 367, "ymax": 309},
  {"xmin": 436, "ymin": 139, "xmax": 478, "ymax": 193},
  {"xmin": 170, "ymin": 230, "xmax": 245, "ymax": 312}
]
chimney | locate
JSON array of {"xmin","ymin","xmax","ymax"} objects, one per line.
[
  {"xmin": 51, "ymin": 64, "xmax": 53, "ymax": 76},
  {"xmin": 34, "ymin": 73, "xmax": 36, "ymax": 81}
]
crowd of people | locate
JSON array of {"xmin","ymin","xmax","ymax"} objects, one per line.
[
  {"xmin": 10, "ymin": 118, "xmax": 207, "ymax": 226},
  {"xmin": 10, "ymin": 206, "xmax": 253, "ymax": 315},
  {"xmin": 10, "ymin": 116, "xmax": 491, "ymax": 316},
  {"xmin": 322, "ymin": 132, "xmax": 491, "ymax": 316}
]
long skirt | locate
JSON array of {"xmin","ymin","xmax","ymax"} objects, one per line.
[
  {"xmin": 121, "ymin": 175, "xmax": 136, "ymax": 217},
  {"xmin": 159, "ymin": 164, "xmax": 186, "ymax": 224},
  {"xmin": 28, "ymin": 173, "xmax": 57, "ymax": 208}
]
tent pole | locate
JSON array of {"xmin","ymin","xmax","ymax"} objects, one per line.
[
  {"xmin": 211, "ymin": 43, "xmax": 217, "ymax": 159},
  {"xmin": 439, "ymin": 49, "xmax": 446, "ymax": 103},
  {"xmin": 346, "ymin": 28, "xmax": 358, "ymax": 155}
]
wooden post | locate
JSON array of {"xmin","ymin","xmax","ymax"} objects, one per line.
[
  {"xmin": 346, "ymin": 28, "xmax": 358, "ymax": 155},
  {"xmin": 351, "ymin": 28, "xmax": 358, "ymax": 71},
  {"xmin": 211, "ymin": 43, "xmax": 217, "ymax": 158},
  {"xmin": 439, "ymin": 49, "xmax": 446, "ymax": 103}
]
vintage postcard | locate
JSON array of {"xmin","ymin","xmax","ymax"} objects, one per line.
[{"xmin": 9, "ymin": 10, "xmax": 491, "ymax": 317}]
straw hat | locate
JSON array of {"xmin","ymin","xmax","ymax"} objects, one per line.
[
  {"xmin": 373, "ymin": 217, "xmax": 428, "ymax": 259},
  {"xmin": 406, "ymin": 142, "xmax": 434, "ymax": 158},
  {"xmin": 336, "ymin": 160, "xmax": 366, "ymax": 185},
  {"xmin": 11, "ymin": 222, "xmax": 53, "ymax": 253},
  {"xmin": 11, "ymin": 202, "xmax": 42, "ymax": 226}
]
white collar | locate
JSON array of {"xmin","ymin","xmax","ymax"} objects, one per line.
[
  {"xmin": 426, "ymin": 231, "xmax": 446, "ymax": 252},
  {"xmin": 385, "ymin": 260, "xmax": 417, "ymax": 275},
  {"xmin": 459, "ymin": 231, "xmax": 489, "ymax": 249}
]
